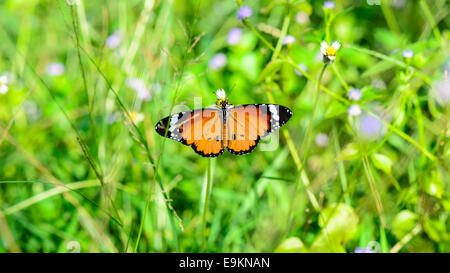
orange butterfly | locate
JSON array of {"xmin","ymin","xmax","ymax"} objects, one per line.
[{"xmin": 154, "ymin": 89, "xmax": 292, "ymax": 157}]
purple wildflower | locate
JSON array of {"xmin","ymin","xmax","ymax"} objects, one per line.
[
  {"xmin": 347, "ymin": 104, "xmax": 361, "ymax": 116},
  {"xmin": 433, "ymin": 77, "xmax": 450, "ymax": 106},
  {"xmin": 359, "ymin": 113, "xmax": 384, "ymax": 138},
  {"xmin": 237, "ymin": 6, "xmax": 252, "ymax": 20},
  {"xmin": 209, "ymin": 53, "xmax": 227, "ymax": 70},
  {"xmin": 126, "ymin": 78, "xmax": 151, "ymax": 101},
  {"xmin": 106, "ymin": 31, "xmax": 122, "ymax": 49},
  {"xmin": 347, "ymin": 88, "xmax": 362, "ymax": 101},
  {"xmin": 324, "ymin": 1, "xmax": 335, "ymax": 9},
  {"xmin": 354, "ymin": 247, "xmax": 374, "ymax": 253},
  {"xmin": 227, "ymin": 28, "xmax": 242, "ymax": 45}
]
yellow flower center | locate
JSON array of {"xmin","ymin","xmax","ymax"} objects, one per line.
[
  {"xmin": 326, "ymin": 46, "xmax": 337, "ymax": 56},
  {"xmin": 216, "ymin": 98, "xmax": 228, "ymax": 108},
  {"xmin": 129, "ymin": 112, "xmax": 139, "ymax": 122}
]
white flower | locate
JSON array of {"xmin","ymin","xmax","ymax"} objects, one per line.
[
  {"xmin": 66, "ymin": 0, "xmax": 80, "ymax": 5},
  {"xmin": 348, "ymin": 104, "xmax": 361, "ymax": 116},
  {"xmin": 216, "ymin": 89, "xmax": 226, "ymax": 99},
  {"xmin": 0, "ymin": 74, "xmax": 9, "ymax": 94},
  {"xmin": 106, "ymin": 31, "xmax": 122, "ymax": 49},
  {"xmin": 283, "ymin": 35, "xmax": 296, "ymax": 45},
  {"xmin": 403, "ymin": 49, "xmax": 414, "ymax": 59},
  {"xmin": 129, "ymin": 111, "xmax": 144, "ymax": 125},
  {"xmin": 126, "ymin": 78, "xmax": 151, "ymax": 101},
  {"xmin": 320, "ymin": 41, "xmax": 341, "ymax": 63},
  {"xmin": 45, "ymin": 62, "xmax": 65, "ymax": 76},
  {"xmin": 315, "ymin": 133, "xmax": 329, "ymax": 147}
]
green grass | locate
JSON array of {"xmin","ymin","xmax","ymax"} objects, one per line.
[{"xmin": 0, "ymin": 0, "xmax": 449, "ymax": 253}]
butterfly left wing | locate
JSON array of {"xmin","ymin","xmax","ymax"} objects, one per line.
[
  {"xmin": 226, "ymin": 104, "xmax": 292, "ymax": 155},
  {"xmin": 155, "ymin": 109, "xmax": 225, "ymax": 157}
]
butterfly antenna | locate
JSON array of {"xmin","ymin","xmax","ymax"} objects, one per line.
[{"xmin": 228, "ymin": 83, "xmax": 237, "ymax": 97}]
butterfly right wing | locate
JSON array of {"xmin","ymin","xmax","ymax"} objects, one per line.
[
  {"xmin": 154, "ymin": 109, "xmax": 225, "ymax": 157},
  {"xmin": 226, "ymin": 104, "xmax": 292, "ymax": 155}
]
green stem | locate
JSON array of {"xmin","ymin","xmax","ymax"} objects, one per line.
[
  {"xmin": 419, "ymin": 0, "xmax": 442, "ymax": 46},
  {"xmin": 270, "ymin": 12, "xmax": 291, "ymax": 62},
  {"xmin": 300, "ymin": 64, "xmax": 328, "ymax": 174},
  {"xmin": 286, "ymin": 64, "xmax": 328, "ymax": 232},
  {"xmin": 333, "ymin": 126, "xmax": 350, "ymax": 204},
  {"xmin": 362, "ymin": 156, "xmax": 386, "ymax": 227},
  {"xmin": 243, "ymin": 19, "xmax": 275, "ymax": 51},
  {"xmin": 331, "ymin": 64, "xmax": 349, "ymax": 91},
  {"xmin": 346, "ymin": 44, "xmax": 433, "ymax": 84},
  {"xmin": 380, "ymin": 0, "xmax": 401, "ymax": 35},
  {"xmin": 201, "ymin": 159, "xmax": 213, "ymax": 251}
]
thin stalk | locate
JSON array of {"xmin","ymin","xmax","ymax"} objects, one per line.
[
  {"xmin": 286, "ymin": 64, "xmax": 328, "ymax": 232},
  {"xmin": 331, "ymin": 64, "xmax": 349, "ymax": 91},
  {"xmin": 390, "ymin": 224, "xmax": 422, "ymax": 253},
  {"xmin": 201, "ymin": 159, "xmax": 213, "ymax": 251},
  {"xmin": 346, "ymin": 44, "xmax": 433, "ymax": 84},
  {"xmin": 362, "ymin": 156, "xmax": 386, "ymax": 227},
  {"xmin": 69, "ymin": 5, "xmax": 92, "ymax": 115},
  {"xmin": 243, "ymin": 19, "xmax": 275, "ymax": 51},
  {"xmin": 419, "ymin": 0, "xmax": 442, "ymax": 46},
  {"xmin": 413, "ymin": 97, "xmax": 426, "ymax": 149},
  {"xmin": 367, "ymin": 111, "xmax": 436, "ymax": 161},
  {"xmin": 270, "ymin": 11, "xmax": 291, "ymax": 62},
  {"xmin": 380, "ymin": 0, "xmax": 401, "ymax": 35},
  {"xmin": 299, "ymin": 64, "xmax": 328, "ymax": 177},
  {"xmin": 333, "ymin": 126, "xmax": 350, "ymax": 204}
]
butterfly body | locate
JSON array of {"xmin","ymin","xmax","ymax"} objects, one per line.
[{"xmin": 155, "ymin": 89, "xmax": 292, "ymax": 157}]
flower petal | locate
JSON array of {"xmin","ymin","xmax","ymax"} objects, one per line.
[
  {"xmin": 332, "ymin": 41, "xmax": 341, "ymax": 50},
  {"xmin": 0, "ymin": 75, "xmax": 8, "ymax": 84},
  {"xmin": 0, "ymin": 85, "xmax": 8, "ymax": 94}
]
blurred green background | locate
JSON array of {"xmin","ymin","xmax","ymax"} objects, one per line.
[{"xmin": 0, "ymin": 0, "xmax": 449, "ymax": 253}]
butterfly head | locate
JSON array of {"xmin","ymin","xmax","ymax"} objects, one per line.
[{"xmin": 215, "ymin": 89, "xmax": 230, "ymax": 109}]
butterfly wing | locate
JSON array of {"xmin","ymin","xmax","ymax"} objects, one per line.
[
  {"xmin": 226, "ymin": 104, "xmax": 292, "ymax": 155},
  {"xmin": 155, "ymin": 109, "xmax": 225, "ymax": 157}
]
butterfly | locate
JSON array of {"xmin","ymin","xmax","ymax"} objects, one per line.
[{"xmin": 154, "ymin": 89, "xmax": 292, "ymax": 157}]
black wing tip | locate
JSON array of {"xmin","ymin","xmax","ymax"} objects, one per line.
[
  {"xmin": 279, "ymin": 105, "xmax": 293, "ymax": 125},
  {"xmin": 154, "ymin": 117, "xmax": 169, "ymax": 136}
]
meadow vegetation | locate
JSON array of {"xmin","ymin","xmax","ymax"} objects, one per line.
[{"xmin": 0, "ymin": 0, "xmax": 449, "ymax": 253}]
